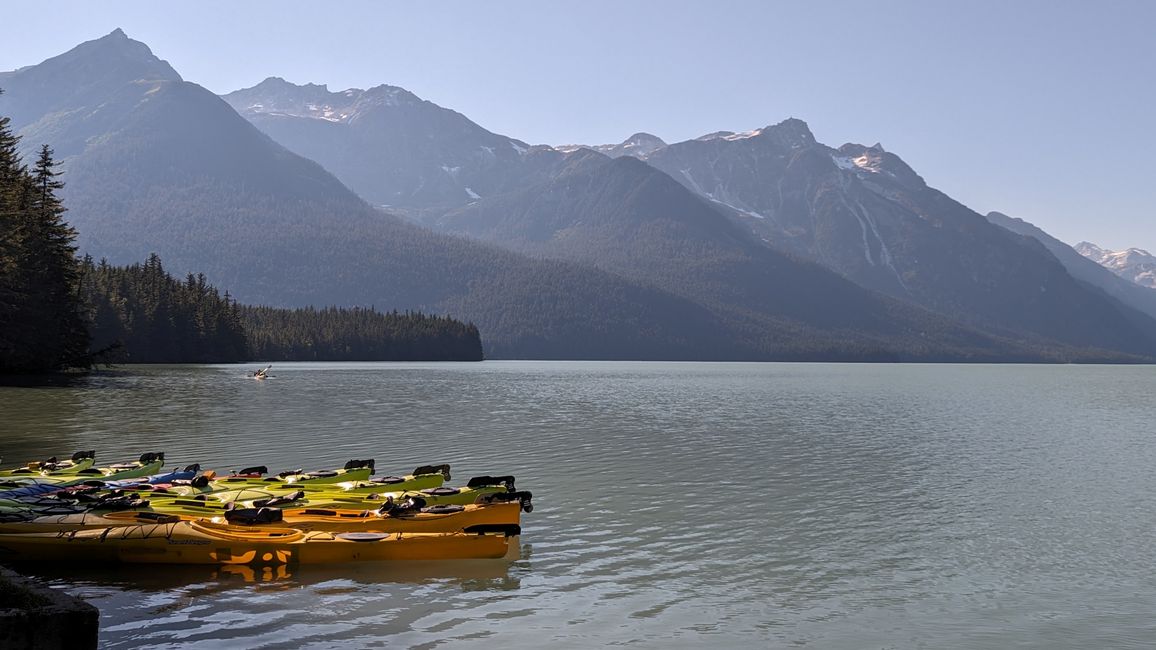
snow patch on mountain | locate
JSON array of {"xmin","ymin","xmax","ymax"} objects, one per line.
[
  {"xmin": 722, "ymin": 129, "xmax": 763, "ymax": 141},
  {"xmin": 832, "ymin": 153, "xmax": 888, "ymax": 175}
]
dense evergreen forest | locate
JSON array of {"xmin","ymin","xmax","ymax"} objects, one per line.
[
  {"xmin": 0, "ymin": 90, "xmax": 483, "ymax": 373},
  {"xmin": 242, "ymin": 306, "xmax": 482, "ymax": 361},
  {"xmin": 80, "ymin": 254, "xmax": 482, "ymax": 363},
  {"xmin": 79, "ymin": 253, "xmax": 248, "ymax": 363}
]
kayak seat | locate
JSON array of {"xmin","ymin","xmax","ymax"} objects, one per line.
[
  {"xmin": 371, "ymin": 476, "xmax": 406, "ymax": 484},
  {"xmin": 421, "ymin": 487, "xmax": 461, "ymax": 496},
  {"xmin": 466, "ymin": 475, "xmax": 516, "ymax": 489},
  {"xmin": 336, "ymin": 532, "xmax": 390, "ymax": 542}
]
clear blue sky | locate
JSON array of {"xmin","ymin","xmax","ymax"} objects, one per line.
[{"xmin": 3, "ymin": 1, "xmax": 1154, "ymax": 251}]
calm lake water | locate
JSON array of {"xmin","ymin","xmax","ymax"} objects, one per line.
[{"xmin": 1, "ymin": 361, "xmax": 1155, "ymax": 648}]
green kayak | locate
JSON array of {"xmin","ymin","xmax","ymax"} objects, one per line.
[{"xmin": 0, "ymin": 451, "xmax": 96, "ymax": 477}]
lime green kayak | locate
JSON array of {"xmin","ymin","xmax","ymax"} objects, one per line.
[
  {"xmin": 0, "ymin": 451, "xmax": 96, "ymax": 477},
  {"xmin": 204, "ymin": 463, "xmax": 449, "ymax": 493}
]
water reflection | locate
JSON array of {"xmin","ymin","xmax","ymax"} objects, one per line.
[{"xmin": 18, "ymin": 556, "xmax": 520, "ymax": 593}]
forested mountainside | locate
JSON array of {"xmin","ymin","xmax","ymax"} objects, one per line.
[
  {"xmin": 432, "ymin": 150, "xmax": 1145, "ymax": 362},
  {"xmin": 226, "ymin": 74, "xmax": 1156, "ymax": 360},
  {"xmin": 634, "ymin": 120, "xmax": 1156, "ymax": 357},
  {"xmin": 0, "ymin": 31, "xmax": 776, "ymax": 360}
]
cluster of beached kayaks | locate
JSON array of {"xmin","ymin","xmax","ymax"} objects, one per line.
[{"xmin": 0, "ymin": 452, "xmax": 531, "ymax": 566}]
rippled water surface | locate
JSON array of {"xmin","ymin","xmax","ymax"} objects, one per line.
[{"xmin": 2, "ymin": 361, "xmax": 1156, "ymax": 648}]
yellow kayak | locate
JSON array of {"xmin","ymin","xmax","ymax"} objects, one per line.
[{"xmin": 0, "ymin": 519, "xmax": 516, "ymax": 564}]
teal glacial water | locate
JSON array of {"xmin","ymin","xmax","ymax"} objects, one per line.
[{"xmin": 1, "ymin": 361, "xmax": 1155, "ymax": 648}]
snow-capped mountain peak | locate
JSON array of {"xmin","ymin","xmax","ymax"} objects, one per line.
[{"xmin": 1076, "ymin": 242, "xmax": 1156, "ymax": 289}]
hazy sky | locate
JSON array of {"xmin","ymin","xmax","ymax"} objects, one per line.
[{"xmin": 3, "ymin": 1, "xmax": 1154, "ymax": 251}]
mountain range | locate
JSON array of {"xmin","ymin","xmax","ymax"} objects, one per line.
[{"xmin": 3, "ymin": 29, "xmax": 1154, "ymax": 362}]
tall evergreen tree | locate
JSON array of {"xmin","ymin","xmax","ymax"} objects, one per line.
[
  {"xmin": 0, "ymin": 90, "xmax": 31, "ymax": 369},
  {"xmin": 0, "ymin": 97, "xmax": 90, "ymax": 373}
]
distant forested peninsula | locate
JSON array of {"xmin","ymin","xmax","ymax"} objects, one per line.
[
  {"xmin": 0, "ymin": 94, "xmax": 482, "ymax": 374},
  {"xmin": 81, "ymin": 254, "xmax": 483, "ymax": 365}
]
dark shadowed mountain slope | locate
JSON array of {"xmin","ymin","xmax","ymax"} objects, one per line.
[
  {"xmin": 433, "ymin": 151, "xmax": 1131, "ymax": 362},
  {"xmin": 987, "ymin": 212, "xmax": 1156, "ymax": 321}
]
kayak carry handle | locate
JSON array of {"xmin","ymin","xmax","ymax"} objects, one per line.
[
  {"xmin": 413, "ymin": 464, "xmax": 452, "ymax": 480},
  {"xmin": 463, "ymin": 523, "xmax": 522, "ymax": 537},
  {"xmin": 466, "ymin": 475, "xmax": 516, "ymax": 490},
  {"xmin": 378, "ymin": 496, "xmax": 427, "ymax": 517},
  {"xmin": 344, "ymin": 459, "xmax": 375, "ymax": 472},
  {"xmin": 477, "ymin": 490, "xmax": 534, "ymax": 513},
  {"xmin": 138, "ymin": 452, "xmax": 164, "ymax": 465}
]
